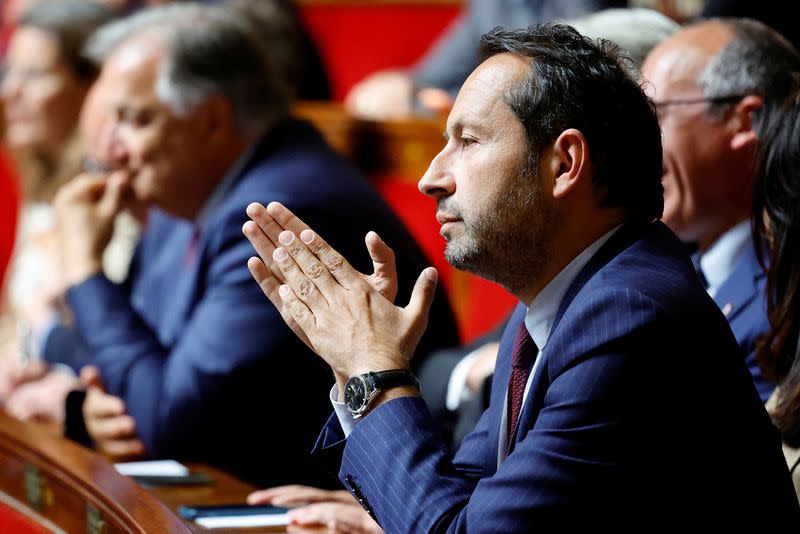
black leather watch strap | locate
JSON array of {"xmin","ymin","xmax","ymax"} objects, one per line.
[{"xmin": 369, "ymin": 369, "xmax": 420, "ymax": 391}]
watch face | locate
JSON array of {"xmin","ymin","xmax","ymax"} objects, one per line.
[{"xmin": 345, "ymin": 376, "xmax": 367, "ymax": 413}]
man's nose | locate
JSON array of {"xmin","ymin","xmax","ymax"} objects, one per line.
[
  {"xmin": 418, "ymin": 149, "xmax": 455, "ymax": 199},
  {"xmin": 107, "ymin": 129, "xmax": 129, "ymax": 167}
]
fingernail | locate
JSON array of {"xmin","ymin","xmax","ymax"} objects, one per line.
[
  {"xmin": 273, "ymin": 248, "xmax": 288, "ymax": 261},
  {"xmin": 425, "ymin": 268, "xmax": 438, "ymax": 282},
  {"xmin": 300, "ymin": 229, "xmax": 314, "ymax": 244},
  {"xmin": 279, "ymin": 231, "xmax": 294, "ymax": 245},
  {"xmin": 279, "ymin": 284, "xmax": 290, "ymax": 297}
]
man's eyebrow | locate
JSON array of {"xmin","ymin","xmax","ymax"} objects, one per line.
[{"xmin": 443, "ymin": 118, "xmax": 487, "ymax": 140}]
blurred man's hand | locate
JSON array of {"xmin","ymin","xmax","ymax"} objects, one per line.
[
  {"xmin": 345, "ymin": 70, "xmax": 414, "ymax": 120},
  {"xmin": 5, "ymin": 365, "xmax": 79, "ymax": 422},
  {"xmin": 54, "ymin": 172, "xmax": 131, "ymax": 286},
  {"xmin": 81, "ymin": 366, "xmax": 145, "ymax": 460},
  {"xmin": 0, "ymin": 357, "xmax": 49, "ymax": 402}
]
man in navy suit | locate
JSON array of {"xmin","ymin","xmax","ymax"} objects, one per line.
[
  {"xmin": 245, "ymin": 24, "xmax": 799, "ymax": 529},
  {"xmin": 50, "ymin": 4, "xmax": 457, "ymax": 487},
  {"xmin": 641, "ymin": 19, "xmax": 800, "ymax": 402}
]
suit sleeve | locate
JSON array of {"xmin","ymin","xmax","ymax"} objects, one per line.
[
  {"xmin": 327, "ymin": 292, "xmax": 660, "ymax": 533},
  {"xmin": 65, "ymin": 217, "xmax": 290, "ymax": 457},
  {"xmin": 41, "ymin": 323, "xmax": 92, "ymax": 373}
]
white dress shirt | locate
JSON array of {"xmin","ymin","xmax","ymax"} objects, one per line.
[
  {"xmin": 698, "ymin": 220, "xmax": 752, "ymax": 298},
  {"xmin": 496, "ymin": 225, "xmax": 619, "ymax": 463},
  {"xmin": 332, "ymin": 226, "xmax": 621, "ymax": 444}
]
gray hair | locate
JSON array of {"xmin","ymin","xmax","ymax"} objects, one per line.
[
  {"xmin": 698, "ymin": 18, "xmax": 800, "ymax": 133},
  {"xmin": 84, "ymin": 3, "xmax": 291, "ymax": 136},
  {"xmin": 567, "ymin": 8, "xmax": 680, "ymax": 77}
]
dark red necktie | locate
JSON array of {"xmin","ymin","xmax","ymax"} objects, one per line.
[
  {"xmin": 184, "ymin": 227, "xmax": 200, "ymax": 267},
  {"xmin": 506, "ymin": 322, "xmax": 538, "ymax": 447}
]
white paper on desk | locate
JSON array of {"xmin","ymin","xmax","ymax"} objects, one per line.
[
  {"xmin": 114, "ymin": 460, "xmax": 189, "ymax": 477},
  {"xmin": 195, "ymin": 513, "xmax": 291, "ymax": 528}
]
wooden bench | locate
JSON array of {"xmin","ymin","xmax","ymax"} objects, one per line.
[{"xmin": 0, "ymin": 411, "xmax": 304, "ymax": 533}]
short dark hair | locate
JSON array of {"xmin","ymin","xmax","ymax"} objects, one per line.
[
  {"xmin": 479, "ymin": 24, "xmax": 664, "ymax": 224},
  {"xmin": 19, "ymin": 0, "xmax": 115, "ymax": 81}
]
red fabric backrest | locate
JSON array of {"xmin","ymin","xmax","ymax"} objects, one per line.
[
  {"xmin": 0, "ymin": 147, "xmax": 20, "ymax": 291},
  {"xmin": 298, "ymin": 4, "xmax": 461, "ymax": 100}
]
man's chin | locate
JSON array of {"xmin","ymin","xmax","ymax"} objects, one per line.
[{"xmin": 444, "ymin": 241, "xmax": 480, "ymax": 272}]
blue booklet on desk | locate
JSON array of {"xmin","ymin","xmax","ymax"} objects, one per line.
[{"xmin": 179, "ymin": 504, "xmax": 290, "ymax": 528}]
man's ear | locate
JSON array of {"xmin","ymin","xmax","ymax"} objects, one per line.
[
  {"xmin": 195, "ymin": 94, "xmax": 235, "ymax": 143},
  {"xmin": 729, "ymin": 94, "xmax": 763, "ymax": 151},
  {"xmin": 550, "ymin": 128, "xmax": 590, "ymax": 200}
]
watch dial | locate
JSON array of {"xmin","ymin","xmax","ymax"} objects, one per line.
[{"xmin": 345, "ymin": 378, "xmax": 366, "ymax": 412}]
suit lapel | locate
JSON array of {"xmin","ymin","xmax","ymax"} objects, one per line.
[
  {"xmin": 711, "ymin": 242, "xmax": 763, "ymax": 322},
  {"xmin": 506, "ymin": 222, "xmax": 654, "ymax": 454},
  {"xmin": 132, "ymin": 217, "xmax": 202, "ymax": 347}
]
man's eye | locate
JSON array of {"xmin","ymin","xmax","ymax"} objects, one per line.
[
  {"xmin": 461, "ymin": 136, "xmax": 477, "ymax": 147},
  {"xmin": 118, "ymin": 108, "xmax": 153, "ymax": 128},
  {"xmin": 130, "ymin": 112, "xmax": 153, "ymax": 128}
]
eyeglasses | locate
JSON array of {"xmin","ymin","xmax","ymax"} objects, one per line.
[{"xmin": 653, "ymin": 94, "xmax": 748, "ymax": 109}]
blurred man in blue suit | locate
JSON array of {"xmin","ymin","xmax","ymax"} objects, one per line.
[
  {"xmin": 51, "ymin": 4, "xmax": 457, "ymax": 487},
  {"xmin": 245, "ymin": 24, "xmax": 799, "ymax": 530},
  {"xmin": 641, "ymin": 19, "xmax": 800, "ymax": 402}
]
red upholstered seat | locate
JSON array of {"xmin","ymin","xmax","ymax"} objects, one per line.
[
  {"xmin": 298, "ymin": 4, "xmax": 461, "ymax": 100},
  {"xmin": 0, "ymin": 499, "xmax": 52, "ymax": 534},
  {"xmin": 0, "ymin": 147, "xmax": 20, "ymax": 290}
]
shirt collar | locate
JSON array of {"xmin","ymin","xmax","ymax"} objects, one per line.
[
  {"xmin": 524, "ymin": 225, "xmax": 621, "ymax": 350},
  {"xmin": 194, "ymin": 139, "xmax": 259, "ymax": 230},
  {"xmin": 698, "ymin": 220, "xmax": 752, "ymax": 297}
]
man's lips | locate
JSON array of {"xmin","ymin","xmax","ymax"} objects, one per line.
[{"xmin": 436, "ymin": 213, "xmax": 461, "ymax": 225}]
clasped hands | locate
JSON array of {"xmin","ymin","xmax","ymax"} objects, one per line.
[{"xmin": 242, "ymin": 202, "xmax": 438, "ymax": 398}]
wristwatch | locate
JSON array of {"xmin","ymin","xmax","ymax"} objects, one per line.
[{"xmin": 344, "ymin": 370, "xmax": 420, "ymax": 419}]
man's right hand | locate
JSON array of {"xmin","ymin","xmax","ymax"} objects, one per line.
[
  {"xmin": 53, "ymin": 172, "xmax": 132, "ymax": 286},
  {"xmin": 81, "ymin": 366, "xmax": 145, "ymax": 460},
  {"xmin": 248, "ymin": 485, "xmax": 383, "ymax": 534}
]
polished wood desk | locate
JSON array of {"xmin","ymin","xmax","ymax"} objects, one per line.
[
  {"xmin": 0, "ymin": 410, "xmax": 190, "ymax": 532},
  {"xmin": 0, "ymin": 412, "xmax": 322, "ymax": 533}
]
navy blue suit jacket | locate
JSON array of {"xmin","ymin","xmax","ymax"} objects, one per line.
[
  {"xmin": 712, "ymin": 241, "xmax": 773, "ymax": 401},
  {"xmin": 314, "ymin": 221, "xmax": 798, "ymax": 531},
  {"xmin": 65, "ymin": 118, "xmax": 458, "ymax": 487}
]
